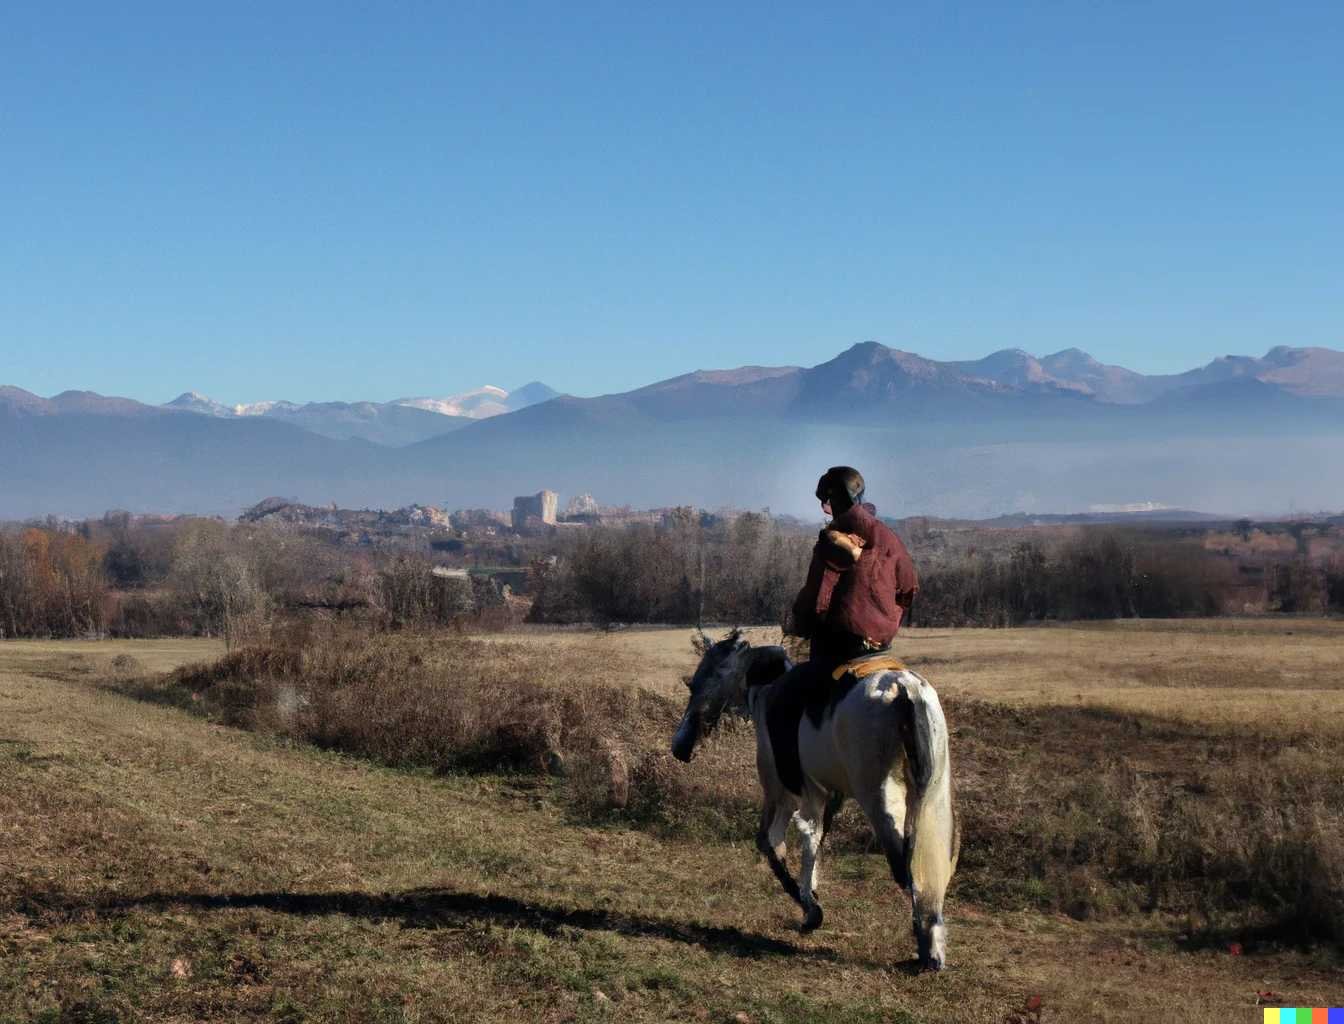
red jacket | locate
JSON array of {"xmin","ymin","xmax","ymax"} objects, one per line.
[{"xmin": 791, "ymin": 503, "xmax": 918, "ymax": 647}]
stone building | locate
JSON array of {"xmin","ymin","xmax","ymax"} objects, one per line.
[{"xmin": 512, "ymin": 490, "xmax": 558, "ymax": 532}]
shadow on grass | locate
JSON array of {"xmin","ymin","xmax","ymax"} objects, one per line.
[
  {"xmin": 35, "ymin": 886, "xmax": 843, "ymax": 963},
  {"xmin": 96, "ymin": 677, "xmax": 200, "ymax": 713},
  {"xmin": 1174, "ymin": 919, "xmax": 1341, "ymax": 957}
]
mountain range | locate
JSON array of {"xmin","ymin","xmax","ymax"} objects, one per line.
[
  {"xmin": 2, "ymin": 344, "xmax": 1342, "ymax": 520},
  {"xmin": 161, "ymin": 382, "xmax": 560, "ymax": 447}
]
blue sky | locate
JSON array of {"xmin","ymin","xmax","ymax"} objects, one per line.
[{"xmin": 3, "ymin": 2, "xmax": 1340, "ymax": 404}]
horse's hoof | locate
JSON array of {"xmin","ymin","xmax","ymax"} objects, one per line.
[{"xmin": 801, "ymin": 905, "xmax": 824, "ymax": 933}]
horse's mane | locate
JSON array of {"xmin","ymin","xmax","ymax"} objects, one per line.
[
  {"xmin": 693, "ymin": 626, "xmax": 742, "ymax": 658},
  {"xmin": 744, "ymin": 644, "xmax": 792, "ymax": 688}
]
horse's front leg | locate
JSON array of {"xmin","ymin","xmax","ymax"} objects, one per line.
[
  {"xmin": 755, "ymin": 801, "xmax": 802, "ymax": 908},
  {"xmin": 795, "ymin": 788, "xmax": 830, "ymax": 933}
]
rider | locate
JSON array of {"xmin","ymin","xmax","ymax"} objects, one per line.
[
  {"xmin": 789, "ymin": 465, "xmax": 919, "ymax": 669},
  {"xmin": 764, "ymin": 466, "xmax": 919, "ymax": 794}
]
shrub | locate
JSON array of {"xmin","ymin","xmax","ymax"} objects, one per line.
[{"xmin": 145, "ymin": 627, "xmax": 673, "ymax": 778}]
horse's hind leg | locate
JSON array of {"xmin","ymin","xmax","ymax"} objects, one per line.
[
  {"xmin": 821, "ymin": 790, "xmax": 844, "ymax": 843},
  {"xmin": 907, "ymin": 769, "xmax": 956, "ymax": 971},
  {"xmin": 860, "ymin": 775, "xmax": 911, "ymax": 892},
  {"xmin": 755, "ymin": 802, "xmax": 802, "ymax": 908}
]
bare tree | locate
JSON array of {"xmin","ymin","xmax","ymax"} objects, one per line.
[{"xmin": 169, "ymin": 521, "xmax": 268, "ymax": 648}]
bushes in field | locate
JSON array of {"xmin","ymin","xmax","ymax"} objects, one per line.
[
  {"xmin": 141, "ymin": 626, "xmax": 672, "ymax": 778},
  {"xmin": 376, "ymin": 559, "xmax": 513, "ymax": 631},
  {"xmin": 942, "ymin": 701, "xmax": 1344, "ymax": 941},
  {"xmin": 120, "ymin": 623, "xmax": 761, "ymax": 838}
]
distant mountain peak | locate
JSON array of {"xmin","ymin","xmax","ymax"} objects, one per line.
[
  {"xmin": 166, "ymin": 391, "xmax": 235, "ymax": 417},
  {"xmin": 1042, "ymin": 347, "xmax": 1101, "ymax": 366},
  {"xmin": 395, "ymin": 383, "xmax": 553, "ymax": 419},
  {"xmin": 504, "ymin": 381, "xmax": 560, "ymax": 410}
]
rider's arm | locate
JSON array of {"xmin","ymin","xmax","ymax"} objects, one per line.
[{"xmin": 790, "ymin": 532, "xmax": 857, "ymax": 636}]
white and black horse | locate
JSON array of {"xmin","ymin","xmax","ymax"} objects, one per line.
[{"xmin": 671, "ymin": 630, "xmax": 959, "ymax": 970}]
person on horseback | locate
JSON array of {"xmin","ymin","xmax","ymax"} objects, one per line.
[
  {"xmin": 789, "ymin": 465, "xmax": 919, "ymax": 667},
  {"xmin": 754, "ymin": 464, "xmax": 921, "ymax": 822},
  {"xmin": 671, "ymin": 469, "xmax": 951, "ymax": 968}
]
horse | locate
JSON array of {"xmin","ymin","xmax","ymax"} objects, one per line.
[{"xmin": 670, "ymin": 629, "xmax": 959, "ymax": 971}]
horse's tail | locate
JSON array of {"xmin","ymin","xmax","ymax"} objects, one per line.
[
  {"xmin": 896, "ymin": 674, "xmax": 948, "ymax": 790},
  {"xmin": 897, "ymin": 675, "xmax": 959, "ymax": 933}
]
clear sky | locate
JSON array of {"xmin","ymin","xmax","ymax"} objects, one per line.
[{"xmin": 3, "ymin": 2, "xmax": 1340, "ymax": 405}]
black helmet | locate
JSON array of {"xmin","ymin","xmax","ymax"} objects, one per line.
[{"xmin": 815, "ymin": 466, "xmax": 865, "ymax": 515}]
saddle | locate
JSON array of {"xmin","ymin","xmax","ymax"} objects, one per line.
[
  {"xmin": 766, "ymin": 649, "xmax": 913, "ymax": 796},
  {"xmin": 830, "ymin": 651, "xmax": 908, "ymax": 681}
]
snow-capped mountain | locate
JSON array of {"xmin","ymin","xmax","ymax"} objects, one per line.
[
  {"xmin": 160, "ymin": 382, "xmax": 560, "ymax": 445},
  {"xmin": 395, "ymin": 382, "xmax": 559, "ymax": 419}
]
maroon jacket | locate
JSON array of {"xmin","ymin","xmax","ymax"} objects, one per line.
[{"xmin": 791, "ymin": 503, "xmax": 918, "ymax": 648}]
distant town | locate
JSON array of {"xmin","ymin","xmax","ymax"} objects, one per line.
[{"xmin": 238, "ymin": 490, "xmax": 749, "ymax": 540}]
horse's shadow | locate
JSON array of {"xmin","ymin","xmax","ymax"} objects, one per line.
[{"xmin": 54, "ymin": 886, "xmax": 848, "ymax": 963}]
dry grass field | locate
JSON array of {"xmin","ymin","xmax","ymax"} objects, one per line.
[
  {"xmin": 2, "ymin": 623, "xmax": 1342, "ymax": 1023},
  {"xmin": 503, "ymin": 619, "xmax": 1344, "ymax": 733}
]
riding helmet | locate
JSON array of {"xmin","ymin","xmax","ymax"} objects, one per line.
[{"xmin": 815, "ymin": 466, "xmax": 865, "ymax": 515}]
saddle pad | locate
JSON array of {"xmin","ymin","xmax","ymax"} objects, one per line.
[{"xmin": 831, "ymin": 653, "xmax": 908, "ymax": 680}]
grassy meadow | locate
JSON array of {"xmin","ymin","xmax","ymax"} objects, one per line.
[
  {"xmin": 500, "ymin": 619, "xmax": 1344, "ymax": 732},
  {"xmin": 2, "ymin": 621, "xmax": 1342, "ymax": 1022}
]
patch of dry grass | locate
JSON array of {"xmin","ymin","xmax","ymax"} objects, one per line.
[
  {"xmin": 942, "ymin": 700, "xmax": 1344, "ymax": 940},
  {"xmin": 896, "ymin": 619, "xmax": 1344, "ymax": 733},
  {"xmin": 489, "ymin": 619, "xmax": 1344, "ymax": 733}
]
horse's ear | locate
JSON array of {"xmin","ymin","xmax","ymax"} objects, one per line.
[
  {"xmin": 745, "ymin": 646, "xmax": 790, "ymax": 688},
  {"xmin": 692, "ymin": 629, "xmax": 712, "ymax": 656},
  {"xmin": 723, "ymin": 626, "xmax": 744, "ymax": 646}
]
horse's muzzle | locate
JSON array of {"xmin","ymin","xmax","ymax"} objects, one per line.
[{"xmin": 670, "ymin": 715, "xmax": 697, "ymax": 762}]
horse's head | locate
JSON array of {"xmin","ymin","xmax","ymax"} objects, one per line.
[{"xmin": 670, "ymin": 628, "xmax": 791, "ymax": 763}]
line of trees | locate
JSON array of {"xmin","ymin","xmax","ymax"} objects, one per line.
[
  {"xmin": 526, "ymin": 518, "xmax": 1344, "ymax": 628},
  {"xmin": 0, "ymin": 528, "xmax": 106, "ymax": 638},
  {"xmin": 911, "ymin": 533, "xmax": 1238, "ymax": 626},
  {"xmin": 526, "ymin": 510, "xmax": 812, "ymax": 626},
  {"xmin": 0, "ymin": 516, "xmax": 515, "ymax": 642},
  {"xmin": 3, "ymin": 511, "xmax": 1343, "ymax": 639}
]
